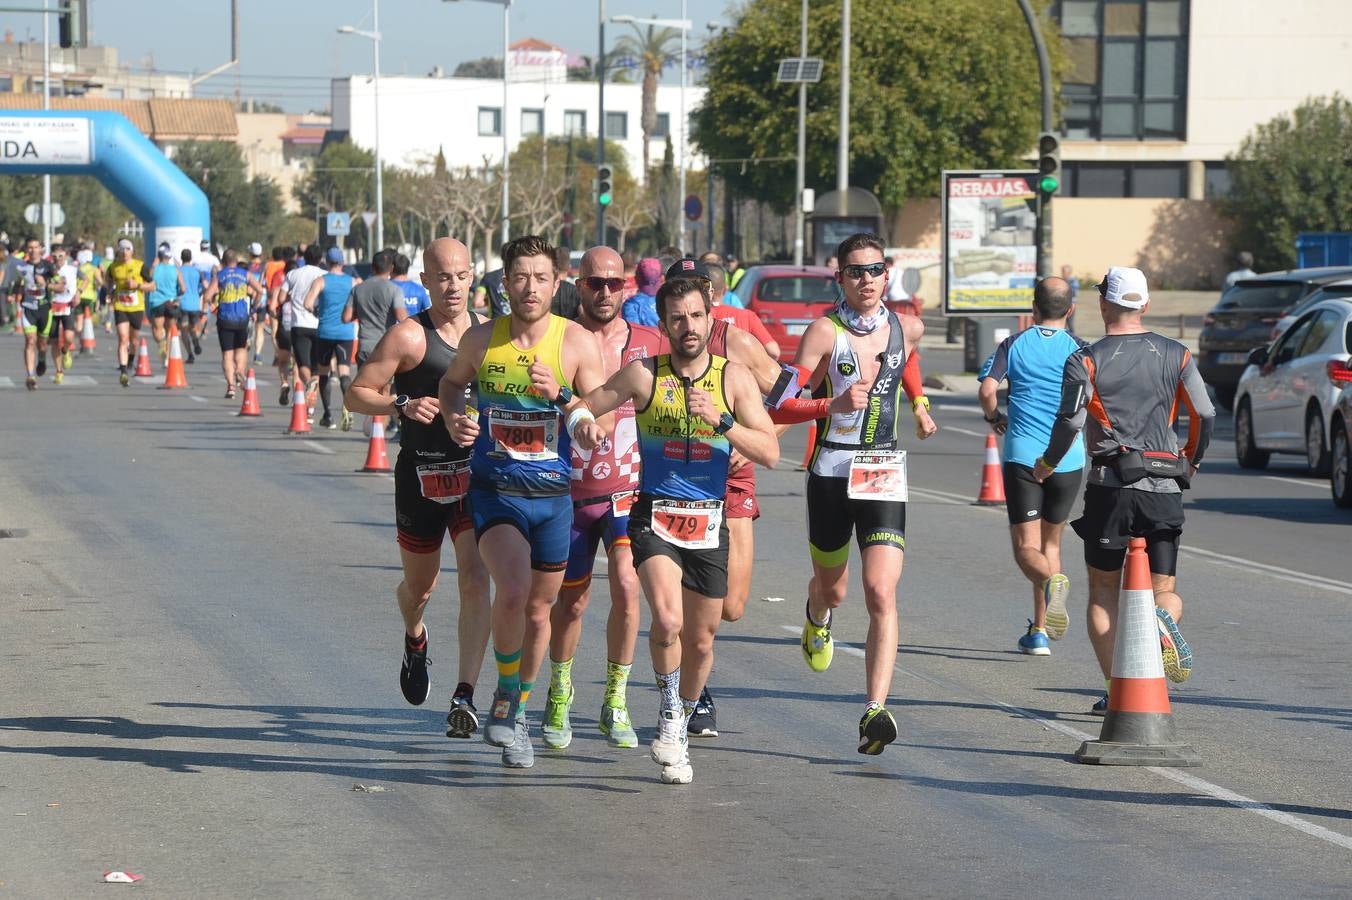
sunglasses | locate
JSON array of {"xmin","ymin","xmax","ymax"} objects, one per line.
[
  {"xmin": 842, "ymin": 262, "xmax": 887, "ymax": 280},
  {"xmin": 582, "ymin": 276, "xmax": 626, "ymax": 293}
]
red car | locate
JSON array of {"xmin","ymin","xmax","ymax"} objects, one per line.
[{"xmin": 734, "ymin": 264, "xmax": 918, "ymax": 356}]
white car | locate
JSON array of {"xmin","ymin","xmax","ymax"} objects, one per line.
[
  {"xmin": 1270, "ymin": 278, "xmax": 1352, "ymax": 341},
  {"xmin": 1234, "ymin": 297, "xmax": 1352, "ymax": 474}
]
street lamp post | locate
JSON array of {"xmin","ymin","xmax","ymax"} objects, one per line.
[
  {"xmin": 447, "ymin": 0, "xmax": 512, "ymax": 245},
  {"xmin": 612, "ymin": 11, "xmax": 693, "ymax": 253},
  {"xmin": 337, "ymin": 0, "xmax": 384, "ymax": 253}
]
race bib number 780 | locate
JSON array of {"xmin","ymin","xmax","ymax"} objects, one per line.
[{"xmin": 488, "ymin": 408, "xmax": 560, "ymax": 461}]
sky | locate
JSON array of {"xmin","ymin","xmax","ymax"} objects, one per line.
[{"xmin": 32, "ymin": 0, "xmax": 740, "ymax": 112}]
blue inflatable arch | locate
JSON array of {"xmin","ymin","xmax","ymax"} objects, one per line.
[{"xmin": 0, "ymin": 109, "xmax": 210, "ymax": 255}]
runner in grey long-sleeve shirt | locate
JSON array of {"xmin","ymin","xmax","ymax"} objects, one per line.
[{"xmin": 1034, "ymin": 266, "xmax": 1215, "ymax": 714}]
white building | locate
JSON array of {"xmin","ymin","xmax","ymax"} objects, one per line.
[{"xmin": 331, "ymin": 38, "xmax": 705, "ymax": 179}]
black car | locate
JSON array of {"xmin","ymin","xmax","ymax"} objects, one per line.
[{"xmin": 1198, "ymin": 266, "xmax": 1352, "ymax": 409}]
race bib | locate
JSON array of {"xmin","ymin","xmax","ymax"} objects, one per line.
[
  {"xmin": 611, "ymin": 490, "xmax": 637, "ymax": 517},
  {"xmin": 847, "ymin": 450, "xmax": 908, "ymax": 502},
  {"xmin": 651, "ymin": 498, "xmax": 723, "ymax": 550},
  {"xmin": 488, "ymin": 408, "xmax": 560, "ymax": 461},
  {"xmin": 115, "ymin": 291, "xmax": 139, "ymax": 309},
  {"xmin": 416, "ymin": 460, "xmax": 470, "ymax": 505}
]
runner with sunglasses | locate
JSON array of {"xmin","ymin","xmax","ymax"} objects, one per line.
[
  {"xmin": 773, "ymin": 232, "xmax": 938, "ymax": 755},
  {"xmin": 540, "ymin": 247, "xmax": 664, "ymax": 752}
]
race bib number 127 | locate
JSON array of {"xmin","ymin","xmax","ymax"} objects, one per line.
[{"xmin": 847, "ymin": 450, "xmax": 908, "ymax": 502}]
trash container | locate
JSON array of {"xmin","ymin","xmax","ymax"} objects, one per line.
[{"xmin": 963, "ymin": 317, "xmax": 1020, "ymax": 373}]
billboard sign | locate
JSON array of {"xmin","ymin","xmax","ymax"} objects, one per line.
[
  {"xmin": 942, "ymin": 170, "xmax": 1038, "ymax": 315},
  {"xmin": 0, "ymin": 116, "xmax": 93, "ymax": 166}
]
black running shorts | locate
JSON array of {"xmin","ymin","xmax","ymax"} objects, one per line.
[
  {"xmin": 805, "ymin": 472, "xmax": 905, "ymax": 568},
  {"xmin": 275, "ymin": 324, "xmax": 292, "ymax": 352},
  {"xmin": 1003, "ymin": 462, "xmax": 1081, "ymax": 526},
  {"xmin": 290, "ymin": 326, "xmax": 318, "ymax": 370},
  {"xmin": 394, "ymin": 452, "xmax": 473, "ymax": 554},
  {"xmin": 114, "ymin": 309, "xmax": 144, "ymax": 329},
  {"xmin": 315, "ymin": 336, "xmax": 352, "ymax": 369},
  {"xmin": 218, "ymin": 321, "xmax": 249, "ymax": 352},
  {"xmin": 627, "ymin": 494, "xmax": 729, "ymax": 599},
  {"xmin": 1073, "ymin": 483, "xmax": 1183, "ymax": 576}
]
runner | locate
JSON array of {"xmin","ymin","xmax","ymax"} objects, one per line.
[
  {"xmin": 346, "ymin": 248, "xmax": 406, "ymax": 367},
  {"xmin": 1034, "ymin": 266, "xmax": 1215, "ymax": 712},
  {"xmin": 779, "ymin": 232, "xmax": 937, "ymax": 755},
  {"xmin": 268, "ymin": 246, "xmax": 297, "ymax": 406},
  {"xmin": 146, "ymin": 243, "xmax": 183, "ymax": 359},
  {"xmin": 580, "ymin": 274, "xmax": 780, "ymax": 784},
  {"xmin": 707, "ymin": 261, "xmax": 779, "ymax": 358},
  {"xmin": 439, "ymin": 234, "xmax": 607, "ymax": 769},
  {"xmin": 542, "ymin": 245, "xmax": 663, "ymax": 751},
  {"xmin": 304, "ymin": 246, "xmax": 359, "ymax": 429},
  {"xmin": 106, "ymin": 239, "xmax": 149, "ymax": 388},
  {"xmin": 0, "ymin": 240, "xmax": 18, "ymax": 329},
  {"xmin": 979, "ymin": 277, "xmax": 1087, "ymax": 655},
  {"xmin": 281, "ymin": 244, "xmax": 325, "ymax": 419},
  {"xmin": 393, "ymin": 253, "xmax": 431, "ymax": 317},
  {"xmin": 46, "ymin": 244, "xmax": 79, "ymax": 383},
  {"xmin": 346, "ymin": 238, "xmax": 493, "ymax": 737},
  {"xmin": 15, "ymin": 238, "xmax": 55, "ymax": 390},
  {"xmin": 176, "ymin": 249, "xmax": 205, "ymax": 364},
  {"xmin": 244, "ymin": 242, "xmax": 269, "ymax": 363},
  {"xmin": 75, "ymin": 245, "xmax": 100, "ymax": 355},
  {"xmin": 214, "ymin": 250, "xmax": 261, "ymax": 399}
]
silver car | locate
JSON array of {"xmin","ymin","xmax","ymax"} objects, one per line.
[{"xmin": 1331, "ymin": 384, "xmax": 1352, "ymax": 507}]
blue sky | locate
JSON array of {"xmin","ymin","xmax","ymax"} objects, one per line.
[{"xmin": 44, "ymin": 0, "xmax": 737, "ymax": 112}]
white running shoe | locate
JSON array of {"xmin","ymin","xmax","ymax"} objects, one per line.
[
  {"xmin": 660, "ymin": 748, "xmax": 693, "ymax": 785},
  {"xmin": 650, "ymin": 707, "xmax": 688, "ymax": 767}
]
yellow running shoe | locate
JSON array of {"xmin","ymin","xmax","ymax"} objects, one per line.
[
  {"xmin": 801, "ymin": 605, "xmax": 833, "ymax": 672},
  {"xmin": 1043, "ymin": 573, "xmax": 1070, "ymax": 640},
  {"xmin": 52, "ymin": 371, "xmax": 64, "ymax": 385}
]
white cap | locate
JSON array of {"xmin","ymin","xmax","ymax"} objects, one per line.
[
  {"xmin": 116, "ymin": 238, "xmax": 134, "ymax": 252},
  {"xmin": 248, "ymin": 241, "xmax": 263, "ymax": 256},
  {"xmin": 1096, "ymin": 266, "xmax": 1150, "ymax": 309}
]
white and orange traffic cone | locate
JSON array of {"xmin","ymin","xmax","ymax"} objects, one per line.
[
  {"xmin": 237, "ymin": 368, "xmax": 262, "ymax": 417},
  {"xmin": 357, "ymin": 417, "xmax": 392, "ymax": 473},
  {"xmin": 159, "ymin": 323, "xmax": 189, "ymax": 389},
  {"xmin": 134, "ymin": 334, "xmax": 153, "ymax": 377},
  {"xmin": 286, "ymin": 378, "xmax": 311, "ymax": 434},
  {"xmin": 1075, "ymin": 537, "xmax": 1200, "ymax": 766},
  {"xmin": 974, "ymin": 433, "xmax": 1005, "ymax": 505},
  {"xmin": 80, "ymin": 314, "xmax": 96, "ymax": 353}
]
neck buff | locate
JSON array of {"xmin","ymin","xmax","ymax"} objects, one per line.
[{"xmin": 835, "ymin": 299, "xmax": 884, "ymax": 335}]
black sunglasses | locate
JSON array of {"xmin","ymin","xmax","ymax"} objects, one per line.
[
  {"xmin": 582, "ymin": 276, "xmax": 626, "ymax": 292},
  {"xmin": 842, "ymin": 262, "xmax": 887, "ymax": 280}
]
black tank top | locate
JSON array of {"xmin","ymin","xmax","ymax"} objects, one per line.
[{"xmin": 394, "ymin": 310, "xmax": 479, "ymax": 461}]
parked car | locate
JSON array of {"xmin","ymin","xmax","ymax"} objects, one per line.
[
  {"xmin": 1198, "ymin": 266, "xmax": 1352, "ymax": 410},
  {"xmin": 1331, "ymin": 383, "xmax": 1352, "ymax": 507},
  {"xmin": 1233, "ymin": 297, "xmax": 1352, "ymax": 474},
  {"xmin": 1271, "ymin": 278, "xmax": 1352, "ymax": 341}
]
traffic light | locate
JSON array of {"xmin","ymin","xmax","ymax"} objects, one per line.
[
  {"xmin": 596, "ymin": 165, "xmax": 613, "ymax": 207},
  {"xmin": 1037, "ymin": 132, "xmax": 1061, "ymax": 195},
  {"xmin": 57, "ymin": 0, "xmax": 86, "ymax": 49}
]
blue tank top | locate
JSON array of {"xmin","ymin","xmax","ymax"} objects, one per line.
[
  {"xmin": 216, "ymin": 266, "xmax": 251, "ymax": 323},
  {"xmin": 148, "ymin": 262, "xmax": 178, "ymax": 307},
  {"xmin": 179, "ymin": 266, "xmax": 202, "ymax": 313},
  {"xmin": 316, "ymin": 273, "xmax": 356, "ymax": 340}
]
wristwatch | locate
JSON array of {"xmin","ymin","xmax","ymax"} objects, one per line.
[
  {"xmin": 394, "ymin": 394, "xmax": 410, "ymax": 415},
  {"xmin": 554, "ymin": 385, "xmax": 574, "ymax": 407},
  {"xmin": 713, "ymin": 411, "xmax": 735, "ymax": 435}
]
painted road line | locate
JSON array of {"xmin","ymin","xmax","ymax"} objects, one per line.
[
  {"xmin": 1260, "ymin": 475, "xmax": 1327, "ymax": 490},
  {"xmin": 942, "ymin": 425, "xmax": 990, "ymax": 439},
  {"xmin": 0, "ymin": 376, "xmax": 12, "ymax": 389},
  {"xmin": 777, "ymin": 624, "xmax": 1352, "ymax": 852},
  {"xmin": 189, "ymin": 395, "xmax": 209, "ymax": 403},
  {"xmin": 1180, "ymin": 545, "xmax": 1352, "ymax": 596},
  {"xmin": 302, "ymin": 440, "xmax": 336, "ymax": 455},
  {"xmin": 53, "ymin": 375, "xmax": 98, "ymax": 386},
  {"xmin": 934, "ymin": 404, "xmax": 983, "ymax": 415}
]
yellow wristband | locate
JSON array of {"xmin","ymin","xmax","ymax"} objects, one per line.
[{"xmin": 912, "ymin": 395, "xmax": 931, "ymax": 414}]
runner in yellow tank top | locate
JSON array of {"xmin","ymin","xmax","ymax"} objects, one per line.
[{"xmin": 105, "ymin": 239, "xmax": 149, "ymax": 386}]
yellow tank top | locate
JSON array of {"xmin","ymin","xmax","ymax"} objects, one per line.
[{"xmin": 109, "ymin": 259, "xmax": 145, "ymax": 311}]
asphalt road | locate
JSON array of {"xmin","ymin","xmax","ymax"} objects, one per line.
[{"xmin": 2, "ymin": 332, "xmax": 1350, "ymax": 898}]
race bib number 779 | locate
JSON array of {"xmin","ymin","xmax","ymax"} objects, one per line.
[{"xmin": 651, "ymin": 498, "xmax": 723, "ymax": 550}]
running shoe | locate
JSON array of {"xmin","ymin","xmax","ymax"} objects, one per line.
[
  {"xmin": 542, "ymin": 682, "xmax": 574, "ymax": 750},
  {"xmin": 1155, "ymin": 607, "xmax": 1192, "ymax": 683},
  {"xmin": 598, "ymin": 702, "xmax": 638, "ymax": 749},
  {"xmin": 186, "ymin": 354, "xmax": 195, "ymax": 365},
  {"xmin": 225, "ymin": 387, "xmax": 236, "ymax": 400},
  {"xmin": 339, "ymin": 408, "xmax": 354, "ymax": 432},
  {"xmin": 687, "ymin": 687, "xmax": 718, "ymax": 737},
  {"xmin": 62, "ymin": 350, "xmax": 72, "ymax": 369},
  {"xmin": 1018, "ymin": 620, "xmax": 1051, "ymax": 656},
  {"xmin": 801, "ymin": 605, "xmax": 833, "ymax": 672},
  {"xmin": 660, "ymin": 746, "xmax": 693, "ymax": 785},
  {"xmin": 858, "ymin": 705, "xmax": 898, "ymax": 756},
  {"xmin": 319, "ymin": 413, "xmax": 334, "ymax": 430},
  {"xmin": 502, "ymin": 714, "xmax": 534, "ymax": 769},
  {"xmin": 307, "ymin": 407, "xmax": 316, "ymax": 423},
  {"xmin": 193, "ymin": 339, "xmax": 203, "ymax": 356},
  {"xmin": 1043, "ymin": 573, "xmax": 1070, "ymax": 640},
  {"xmin": 119, "ymin": 372, "xmax": 130, "ymax": 388},
  {"xmin": 1090, "ymin": 694, "xmax": 1109, "ymax": 716},
  {"xmin": 25, "ymin": 376, "xmax": 36, "ymax": 391},
  {"xmin": 399, "ymin": 627, "xmax": 431, "ymax": 706},
  {"xmin": 484, "ymin": 688, "xmax": 520, "ymax": 747},
  {"xmin": 35, "ymin": 357, "xmax": 46, "ymax": 376},
  {"xmin": 52, "ymin": 371, "xmax": 63, "ymax": 386},
  {"xmin": 253, "ymin": 353, "xmax": 263, "ymax": 365},
  {"xmin": 650, "ymin": 708, "xmax": 688, "ymax": 767},
  {"xmin": 279, "ymin": 384, "xmax": 290, "ymax": 407},
  {"xmin": 446, "ymin": 696, "xmax": 479, "ymax": 739}
]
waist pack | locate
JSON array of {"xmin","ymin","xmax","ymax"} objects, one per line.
[{"xmin": 1108, "ymin": 449, "xmax": 1190, "ymax": 488}]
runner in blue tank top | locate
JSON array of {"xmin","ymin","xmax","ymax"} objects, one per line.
[
  {"xmin": 979, "ymin": 277, "xmax": 1089, "ymax": 657},
  {"xmin": 305, "ymin": 247, "xmax": 358, "ymax": 429},
  {"xmin": 176, "ymin": 249, "xmax": 205, "ymax": 363}
]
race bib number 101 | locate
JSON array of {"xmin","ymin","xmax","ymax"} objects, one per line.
[{"xmin": 847, "ymin": 450, "xmax": 908, "ymax": 502}]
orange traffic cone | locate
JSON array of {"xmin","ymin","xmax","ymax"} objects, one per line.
[
  {"xmin": 358, "ymin": 417, "xmax": 392, "ymax": 473},
  {"xmin": 286, "ymin": 378, "xmax": 311, "ymax": 434},
  {"xmin": 237, "ymin": 368, "xmax": 262, "ymax": 417},
  {"xmin": 159, "ymin": 323, "xmax": 189, "ymax": 389},
  {"xmin": 974, "ymin": 433, "xmax": 1005, "ymax": 505},
  {"xmin": 80, "ymin": 314, "xmax": 96, "ymax": 353},
  {"xmin": 1076, "ymin": 538, "xmax": 1200, "ymax": 766},
  {"xmin": 134, "ymin": 335, "xmax": 153, "ymax": 377},
  {"xmin": 798, "ymin": 422, "xmax": 817, "ymax": 471}
]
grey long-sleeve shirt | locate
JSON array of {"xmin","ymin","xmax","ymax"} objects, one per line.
[{"xmin": 1044, "ymin": 331, "xmax": 1215, "ymax": 493}]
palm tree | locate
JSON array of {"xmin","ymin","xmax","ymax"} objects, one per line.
[{"xmin": 612, "ymin": 21, "xmax": 681, "ymax": 176}]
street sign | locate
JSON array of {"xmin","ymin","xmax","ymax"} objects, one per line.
[
  {"xmin": 23, "ymin": 202, "xmax": 65, "ymax": 228},
  {"xmin": 684, "ymin": 194, "xmax": 703, "ymax": 222},
  {"xmin": 327, "ymin": 211, "xmax": 351, "ymax": 236},
  {"xmin": 360, "ymin": 211, "xmax": 377, "ymax": 232}
]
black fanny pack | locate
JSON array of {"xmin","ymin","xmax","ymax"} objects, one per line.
[{"xmin": 1108, "ymin": 449, "xmax": 1189, "ymax": 487}]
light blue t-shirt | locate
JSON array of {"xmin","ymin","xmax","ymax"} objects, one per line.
[
  {"xmin": 397, "ymin": 278, "xmax": 430, "ymax": 316},
  {"xmin": 621, "ymin": 291, "xmax": 659, "ymax": 326},
  {"xmin": 148, "ymin": 261, "xmax": 179, "ymax": 308},
  {"xmin": 979, "ymin": 325, "xmax": 1088, "ymax": 471},
  {"xmin": 180, "ymin": 265, "xmax": 203, "ymax": 313},
  {"xmin": 316, "ymin": 272, "xmax": 357, "ymax": 341},
  {"xmin": 722, "ymin": 290, "xmax": 745, "ymax": 309}
]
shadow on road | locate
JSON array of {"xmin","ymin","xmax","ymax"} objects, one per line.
[{"xmin": 1185, "ymin": 496, "xmax": 1345, "ymax": 525}]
